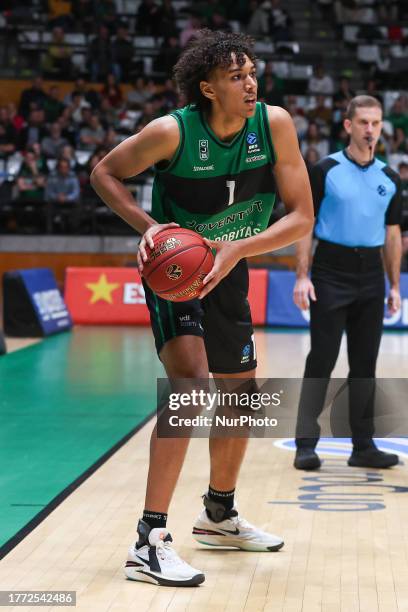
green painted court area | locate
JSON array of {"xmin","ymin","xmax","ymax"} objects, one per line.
[{"xmin": 0, "ymin": 327, "xmax": 164, "ymax": 550}]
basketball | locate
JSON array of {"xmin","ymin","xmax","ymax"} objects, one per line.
[{"xmin": 142, "ymin": 228, "xmax": 214, "ymax": 302}]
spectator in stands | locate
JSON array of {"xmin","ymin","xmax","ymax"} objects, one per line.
[
  {"xmin": 19, "ymin": 77, "xmax": 48, "ymax": 119},
  {"xmin": 135, "ymin": 101, "xmax": 157, "ymax": 132},
  {"xmin": 6, "ymin": 103, "xmax": 24, "ymax": 133},
  {"xmin": 364, "ymin": 78, "xmax": 383, "ymax": 105},
  {"xmin": 308, "ymin": 65, "xmax": 335, "ymax": 95},
  {"xmin": 41, "ymin": 122, "xmax": 69, "ymax": 159},
  {"xmin": 18, "ymin": 109, "xmax": 48, "ymax": 151},
  {"xmin": 287, "ymin": 96, "xmax": 309, "ymax": 139},
  {"xmin": 261, "ymin": 75, "xmax": 285, "ymax": 107},
  {"xmin": 269, "ymin": 0, "xmax": 293, "ymax": 41},
  {"xmin": 208, "ymin": 10, "xmax": 232, "ymax": 33},
  {"xmin": 303, "ymin": 146, "xmax": 321, "ymax": 172},
  {"xmin": 79, "ymin": 114, "xmax": 106, "ymax": 152},
  {"xmin": 258, "ymin": 61, "xmax": 284, "ymax": 98},
  {"xmin": 246, "ymin": 1, "xmax": 271, "ymax": 37},
  {"xmin": 64, "ymin": 78, "xmax": 100, "ymax": 110},
  {"xmin": 386, "ymin": 97, "xmax": 408, "ymax": 137},
  {"xmin": 0, "ymin": 107, "xmax": 17, "ymax": 157},
  {"xmin": 103, "ymin": 127, "xmax": 121, "ymax": 150},
  {"xmin": 111, "ymin": 23, "xmax": 134, "ymax": 83},
  {"xmin": 60, "ymin": 144, "xmax": 78, "ymax": 170},
  {"xmin": 162, "ymin": 78, "xmax": 178, "ymax": 111},
  {"xmin": 16, "ymin": 148, "xmax": 47, "ymax": 203},
  {"xmin": 44, "ymin": 86, "xmax": 66, "ymax": 123},
  {"xmin": 157, "ymin": 0, "xmax": 178, "ymax": 37},
  {"xmin": 95, "ymin": 0, "xmax": 118, "ymax": 33},
  {"xmin": 334, "ymin": 77, "xmax": 355, "ymax": 107},
  {"xmin": 45, "ymin": 157, "xmax": 81, "ymax": 232},
  {"xmin": 88, "ymin": 24, "xmax": 113, "ymax": 83},
  {"xmin": 42, "ymin": 27, "xmax": 74, "ymax": 79},
  {"xmin": 137, "ymin": 0, "xmax": 160, "ymax": 36},
  {"xmin": 126, "ymin": 77, "xmax": 152, "ymax": 110},
  {"xmin": 307, "ymin": 95, "xmax": 333, "ymax": 134},
  {"xmin": 156, "ymin": 35, "xmax": 182, "ymax": 76},
  {"xmin": 65, "ymin": 92, "xmax": 91, "ymax": 126},
  {"xmin": 180, "ymin": 14, "xmax": 203, "ymax": 47},
  {"xmin": 101, "ymin": 74, "xmax": 123, "ymax": 109},
  {"xmin": 300, "ymin": 122, "xmax": 330, "ymax": 159},
  {"xmin": 390, "ymin": 128, "xmax": 408, "ymax": 155},
  {"xmin": 72, "ymin": 0, "xmax": 94, "ymax": 34}
]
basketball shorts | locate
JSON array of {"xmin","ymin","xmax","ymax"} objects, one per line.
[{"xmin": 142, "ymin": 258, "xmax": 257, "ymax": 374}]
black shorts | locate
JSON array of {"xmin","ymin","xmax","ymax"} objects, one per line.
[{"xmin": 142, "ymin": 259, "xmax": 257, "ymax": 374}]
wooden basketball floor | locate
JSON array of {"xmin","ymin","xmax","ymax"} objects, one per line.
[{"xmin": 1, "ymin": 327, "xmax": 408, "ymax": 612}]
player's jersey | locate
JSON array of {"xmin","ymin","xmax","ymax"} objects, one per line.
[{"xmin": 151, "ymin": 102, "xmax": 277, "ymax": 241}]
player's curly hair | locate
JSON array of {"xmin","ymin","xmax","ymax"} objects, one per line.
[{"xmin": 173, "ymin": 29, "xmax": 256, "ymax": 112}]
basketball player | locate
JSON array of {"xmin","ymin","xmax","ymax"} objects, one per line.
[
  {"xmin": 293, "ymin": 95, "xmax": 402, "ymax": 471},
  {"xmin": 91, "ymin": 30, "xmax": 313, "ymax": 586}
]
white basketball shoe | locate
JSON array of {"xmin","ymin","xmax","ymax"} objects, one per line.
[
  {"xmin": 125, "ymin": 520, "xmax": 205, "ymax": 587},
  {"xmin": 192, "ymin": 495, "xmax": 284, "ymax": 552}
]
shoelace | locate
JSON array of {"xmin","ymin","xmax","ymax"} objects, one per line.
[
  {"xmin": 155, "ymin": 539, "xmax": 186, "ymax": 565},
  {"xmin": 230, "ymin": 515, "xmax": 254, "ymax": 531}
]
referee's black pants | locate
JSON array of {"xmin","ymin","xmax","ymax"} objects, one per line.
[{"xmin": 295, "ymin": 240, "xmax": 385, "ymax": 451}]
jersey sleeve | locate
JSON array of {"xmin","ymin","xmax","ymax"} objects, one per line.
[
  {"xmin": 383, "ymin": 166, "xmax": 402, "ymax": 225},
  {"xmin": 309, "ymin": 162, "xmax": 327, "ymax": 217}
]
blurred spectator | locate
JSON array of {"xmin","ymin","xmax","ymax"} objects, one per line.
[
  {"xmin": 48, "ymin": 0, "xmax": 74, "ymax": 30},
  {"xmin": 19, "ymin": 77, "xmax": 48, "ymax": 119},
  {"xmin": 262, "ymin": 75, "xmax": 285, "ymax": 107},
  {"xmin": 135, "ymin": 101, "xmax": 158, "ymax": 131},
  {"xmin": 44, "ymin": 86, "xmax": 66, "ymax": 123},
  {"xmin": 258, "ymin": 61, "xmax": 284, "ymax": 98},
  {"xmin": 156, "ymin": 35, "xmax": 182, "ymax": 75},
  {"xmin": 57, "ymin": 111, "xmax": 78, "ymax": 146},
  {"xmin": 65, "ymin": 78, "xmax": 100, "ymax": 110},
  {"xmin": 246, "ymin": 1, "xmax": 271, "ymax": 37},
  {"xmin": 95, "ymin": 0, "xmax": 118, "ymax": 33},
  {"xmin": 60, "ymin": 144, "xmax": 78, "ymax": 169},
  {"xmin": 65, "ymin": 92, "xmax": 91, "ymax": 126},
  {"xmin": 307, "ymin": 95, "xmax": 333, "ymax": 133},
  {"xmin": 111, "ymin": 24, "xmax": 134, "ymax": 82},
  {"xmin": 180, "ymin": 14, "xmax": 203, "ymax": 47},
  {"xmin": 308, "ymin": 65, "xmax": 335, "ymax": 95},
  {"xmin": 162, "ymin": 79, "xmax": 178, "ymax": 111},
  {"xmin": 300, "ymin": 122, "xmax": 329, "ymax": 158},
  {"xmin": 45, "ymin": 157, "xmax": 80, "ymax": 203},
  {"xmin": 0, "ymin": 107, "xmax": 17, "ymax": 157},
  {"xmin": 101, "ymin": 74, "xmax": 123, "ymax": 109},
  {"xmin": 157, "ymin": 0, "xmax": 178, "ymax": 37},
  {"xmin": 16, "ymin": 148, "xmax": 47, "ymax": 202},
  {"xmin": 88, "ymin": 25, "xmax": 113, "ymax": 83},
  {"xmin": 137, "ymin": 0, "xmax": 160, "ymax": 35},
  {"xmin": 386, "ymin": 97, "xmax": 408, "ymax": 137},
  {"xmin": 103, "ymin": 127, "xmax": 121, "ymax": 150},
  {"xmin": 390, "ymin": 128, "xmax": 408, "ymax": 155},
  {"xmin": 330, "ymin": 124, "xmax": 349, "ymax": 152},
  {"xmin": 18, "ymin": 109, "xmax": 48, "ymax": 150},
  {"xmin": 287, "ymin": 96, "xmax": 309, "ymax": 139},
  {"xmin": 126, "ymin": 77, "xmax": 152, "ymax": 110},
  {"xmin": 41, "ymin": 27, "xmax": 74, "ymax": 79},
  {"xmin": 303, "ymin": 146, "xmax": 321, "ymax": 173},
  {"xmin": 72, "ymin": 0, "xmax": 94, "ymax": 34},
  {"xmin": 364, "ymin": 78, "xmax": 383, "ymax": 105},
  {"xmin": 7, "ymin": 103, "xmax": 24, "ymax": 133},
  {"xmin": 79, "ymin": 115, "xmax": 106, "ymax": 151},
  {"xmin": 41, "ymin": 122, "xmax": 69, "ymax": 158},
  {"xmin": 333, "ymin": 77, "xmax": 355, "ymax": 107},
  {"xmin": 269, "ymin": 0, "xmax": 293, "ymax": 41},
  {"xmin": 208, "ymin": 10, "xmax": 232, "ymax": 33}
]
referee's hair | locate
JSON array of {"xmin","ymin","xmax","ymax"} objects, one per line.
[{"xmin": 346, "ymin": 95, "xmax": 383, "ymax": 119}]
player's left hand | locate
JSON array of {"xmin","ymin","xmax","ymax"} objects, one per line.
[
  {"xmin": 199, "ymin": 239, "xmax": 242, "ymax": 299},
  {"xmin": 388, "ymin": 287, "xmax": 401, "ymax": 314}
]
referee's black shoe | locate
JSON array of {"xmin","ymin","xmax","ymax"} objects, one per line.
[
  {"xmin": 294, "ymin": 448, "xmax": 321, "ymax": 470},
  {"xmin": 348, "ymin": 445, "xmax": 399, "ymax": 469}
]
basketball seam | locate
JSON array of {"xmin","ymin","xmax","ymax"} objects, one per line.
[{"xmin": 157, "ymin": 247, "xmax": 212, "ymax": 296}]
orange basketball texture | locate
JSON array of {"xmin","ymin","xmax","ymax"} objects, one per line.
[{"xmin": 142, "ymin": 228, "xmax": 214, "ymax": 302}]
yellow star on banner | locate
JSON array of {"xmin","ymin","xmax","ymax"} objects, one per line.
[{"xmin": 86, "ymin": 274, "xmax": 120, "ymax": 304}]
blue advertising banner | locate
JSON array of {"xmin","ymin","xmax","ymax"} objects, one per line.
[
  {"xmin": 267, "ymin": 271, "xmax": 408, "ymax": 329},
  {"xmin": 20, "ymin": 268, "xmax": 72, "ymax": 335}
]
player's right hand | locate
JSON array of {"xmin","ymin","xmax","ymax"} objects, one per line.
[
  {"xmin": 293, "ymin": 277, "xmax": 316, "ymax": 310},
  {"xmin": 137, "ymin": 222, "xmax": 179, "ymax": 272}
]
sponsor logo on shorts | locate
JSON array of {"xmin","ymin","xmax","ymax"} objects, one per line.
[
  {"xmin": 178, "ymin": 314, "xmax": 197, "ymax": 327},
  {"xmin": 166, "ymin": 263, "xmax": 183, "ymax": 280},
  {"xmin": 241, "ymin": 343, "xmax": 251, "ymax": 364}
]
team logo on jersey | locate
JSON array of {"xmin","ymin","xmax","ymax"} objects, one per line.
[
  {"xmin": 199, "ymin": 139, "xmax": 209, "ymax": 161},
  {"xmin": 246, "ymin": 132, "xmax": 261, "ymax": 154},
  {"xmin": 166, "ymin": 263, "xmax": 183, "ymax": 281},
  {"xmin": 377, "ymin": 184, "xmax": 387, "ymax": 196}
]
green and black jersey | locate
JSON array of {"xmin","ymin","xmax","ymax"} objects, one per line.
[{"xmin": 151, "ymin": 102, "xmax": 277, "ymax": 241}]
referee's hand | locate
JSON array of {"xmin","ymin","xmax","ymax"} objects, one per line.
[{"xmin": 293, "ymin": 277, "xmax": 316, "ymax": 310}]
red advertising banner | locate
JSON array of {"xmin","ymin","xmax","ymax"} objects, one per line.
[
  {"xmin": 248, "ymin": 268, "xmax": 268, "ymax": 326},
  {"xmin": 64, "ymin": 267, "xmax": 150, "ymax": 324},
  {"xmin": 64, "ymin": 267, "xmax": 268, "ymax": 326}
]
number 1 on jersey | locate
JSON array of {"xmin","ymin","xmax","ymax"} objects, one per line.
[{"xmin": 226, "ymin": 180, "xmax": 236, "ymax": 206}]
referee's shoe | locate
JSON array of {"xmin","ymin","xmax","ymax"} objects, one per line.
[{"xmin": 348, "ymin": 442, "xmax": 399, "ymax": 468}]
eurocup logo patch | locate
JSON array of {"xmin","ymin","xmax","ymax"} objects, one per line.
[
  {"xmin": 199, "ymin": 139, "xmax": 209, "ymax": 161},
  {"xmin": 166, "ymin": 263, "xmax": 183, "ymax": 281},
  {"xmin": 241, "ymin": 343, "xmax": 251, "ymax": 364},
  {"xmin": 246, "ymin": 132, "xmax": 261, "ymax": 154},
  {"xmin": 377, "ymin": 184, "xmax": 386, "ymax": 196}
]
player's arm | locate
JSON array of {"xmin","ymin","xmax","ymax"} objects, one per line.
[
  {"xmin": 384, "ymin": 224, "xmax": 402, "ymax": 313},
  {"xmin": 90, "ymin": 116, "xmax": 180, "ymax": 268},
  {"xmin": 200, "ymin": 106, "xmax": 314, "ymax": 298}
]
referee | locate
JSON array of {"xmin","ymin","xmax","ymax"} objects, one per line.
[{"xmin": 293, "ymin": 95, "xmax": 402, "ymax": 470}]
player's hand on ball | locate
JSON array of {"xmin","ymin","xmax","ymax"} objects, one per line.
[
  {"xmin": 293, "ymin": 277, "xmax": 316, "ymax": 310},
  {"xmin": 387, "ymin": 287, "xmax": 401, "ymax": 314},
  {"xmin": 199, "ymin": 239, "xmax": 241, "ymax": 299},
  {"xmin": 137, "ymin": 222, "xmax": 179, "ymax": 272}
]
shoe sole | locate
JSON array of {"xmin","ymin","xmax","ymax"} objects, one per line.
[
  {"xmin": 192, "ymin": 534, "xmax": 284, "ymax": 552},
  {"xmin": 125, "ymin": 564, "xmax": 205, "ymax": 587},
  {"xmin": 294, "ymin": 459, "xmax": 321, "ymax": 470},
  {"xmin": 347, "ymin": 459, "xmax": 399, "ymax": 468}
]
